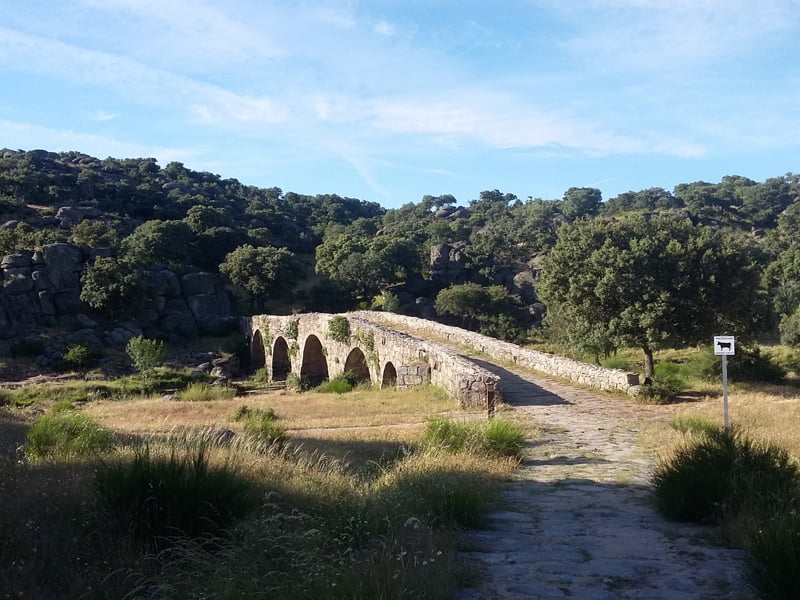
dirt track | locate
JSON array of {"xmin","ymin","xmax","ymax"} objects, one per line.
[{"xmin": 456, "ymin": 359, "xmax": 753, "ymax": 600}]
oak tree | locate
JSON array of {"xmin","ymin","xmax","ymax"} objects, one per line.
[{"xmin": 538, "ymin": 214, "xmax": 766, "ymax": 379}]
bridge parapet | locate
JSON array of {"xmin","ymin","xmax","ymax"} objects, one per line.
[
  {"xmin": 245, "ymin": 312, "xmax": 501, "ymax": 410},
  {"xmin": 352, "ymin": 311, "xmax": 640, "ymax": 394}
]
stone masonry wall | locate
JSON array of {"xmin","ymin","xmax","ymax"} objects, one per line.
[
  {"xmin": 247, "ymin": 313, "xmax": 501, "ymax": 410},
  {"xmin": 352, "ymin": 312, "xmax": 640, "ymax": 395}
]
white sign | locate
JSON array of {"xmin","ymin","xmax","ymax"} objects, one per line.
[{"xmin": 714, "ymin": 336, "xmax": 735, "ymax": 356}]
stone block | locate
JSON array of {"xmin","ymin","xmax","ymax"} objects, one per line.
[
  {"xmin": 3, "ymin": 275, "xmax": 33, "ymax": 294},
  {"xmin": 181, "ymin": 272, "xmax": 218, "ymax": 297}
]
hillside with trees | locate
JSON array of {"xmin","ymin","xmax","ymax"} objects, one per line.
[{"xmin": 1, "ymin": 147, "xmax": 800, "ymax": 378}]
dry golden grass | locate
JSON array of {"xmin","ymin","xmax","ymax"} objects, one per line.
[
  {"xmin": 645, "ymin": 383, "xmax": 800, "ymax": 460},
  {"xmin": 82, "ymin": 385, "xmax": 467, "ymax": 437}
]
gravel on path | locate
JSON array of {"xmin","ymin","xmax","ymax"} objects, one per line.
[{"xmin": 456, "ymin": 359, "xmax": 754, "ymax": 600}]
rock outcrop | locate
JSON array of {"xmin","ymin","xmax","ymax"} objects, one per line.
[
  {"xmin": 429, "ymin": 241, "xmax": 468, "ymax": 284},
  {"xmin": 0, "ymin": 243, "xmax": 234, "ymax": 362}
]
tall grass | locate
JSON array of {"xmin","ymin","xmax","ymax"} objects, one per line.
[
  {"xmin": 653, "ymin": 424, "xmax": 800, "ymax": 599},
  {"xmin": 421, "ymin": 416, "xmax": 525, "ymax": 460},
  {"xmin": 2, "ymin": 386, "xmax": 516, "ymax": 599},
  {"xmin": 95, "ymin": 444, "xmax": 258, "ymax": 547},
  {"xmin": 25, "ymin": 410, "xmax": 117, "ymax": 460},
  {"xmin": 230, "ymin": 404, "xmax": 286, "ymax": 445},
  {"xmin": 178, "ymin": 382, "xmax": 236, "ymax": 402},
  {"xmin": 653, "ymin": 425, "xmax": 799, "ymax": 524},
  {"xmin": 748, "ymin": 501, "xmax": 800, "ymax": 600}
]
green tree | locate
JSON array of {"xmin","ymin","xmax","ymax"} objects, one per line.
[
  {"xmin": 184, "ymin": 205, "xmax": 230, "ymax": 233},
  {"xmin": 538, "ymin": 214, "xmax": 767, "ymax": 379},
  {"xmin": 80, "ymin": 256, "xmax": 145, "ymax": 317},
  {"xmin": 561, "ymin": 187, "xmax": 602, "ymax": 221},
  {"xmin": 70, "ymin": 219, "xmax": 119, "ymax": 249},
  {"xmin": 435, "ymin": 283, "xmax": 526, "ymax": 340},
  {"xmin": 219, "ymin": 244, "xmax": 296, "ymax": 310},
  {"xmin": 435, "ymin": 282, "xmax": 491, "ymax": 323},
  {"xmin": 121, "ymin": 220, "xmax": 196, "ymax": 268},
  {"xmin": 315, "ymin": 233, "xmax": 419, "ymax": 300},
  {"xmin": 126, "ymin": 335, "xmax": 165, "ymax": 376}
]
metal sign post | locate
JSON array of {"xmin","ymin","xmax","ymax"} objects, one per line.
[{"xmin": 713, "ymin": 336, "xmax": 735, "ymax": 429}]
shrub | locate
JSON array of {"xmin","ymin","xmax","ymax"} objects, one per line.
[
  {"xmin": 95, "ymin": 445, "xmax": 257, "ymax": 547},
  {"xmin": 126, "ymin": 335, "xmax": 165, "ymax": 374},
  {"xmin": 482, "ymin": 418, "xmax": 525, "ymax": 459},
  {"xmin": 250, "ymin": 367, "xmax": 269, "ymax": 382},
  {"xmin": 652, "ymin": 425, "xmax": 800, "ymax": 524},
  {"xmin": 779, "ymin": 307, "xmax": 800, "ymax": 347},
  {"xmin": 178, "ymin": 383, "xmax": 236, "ymax": 402},
  {"xmin": 230, "ymin": 405, "xmax": 286, "ymax": 444},
  {"xmin": 637, "ymin": 376, "xmax": 683, "ymax": 404},
  {"xmin": 12, "ymin": 338, "xmax": 45, "ymax": 358},
  {"xmin": 243, "ymin": 414, "xmax": 286, "ymax": 445},
  {"xmin": 697, "ymin": 345, "xmax": 786, "ymax": 384},
  {"xmin": 230, "ymin": 404, "xmax": 277, "ymax": 422},
  {"xmin": 748, "ymin": 502, "xmax": 800, "ymax": 600},
  {"xmin": 327, "ymin": 316, "xmax": 350, "ymax": 343},
  {"xmin": 285, "ymin": 372, "xmax": 302, "ymax": 391},
  {"xmin": 316, "ymin": 371, "xmax": 359, "ymax": 394},
  {"xmin": 421, "ymin": 417, "xmax": 525, "ymax": 460},
  {"xmin": 62, "ymin": 344, "xmax": 96, "ymax": 370},
  {"xmin": 600, "ymin": 354, "xmax": 629, "ymax": 369},
  {"xmin": 25, "ymin": 411, "xmax": 117, "ymax": 460},
  {"xmin": 380, "ymin": 291, "xmax": 400, "ymax": 313}
]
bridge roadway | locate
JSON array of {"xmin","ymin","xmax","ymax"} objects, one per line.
[{"xmin": 456, "ymin": 358, "xmax": 749, "ymax": 599}]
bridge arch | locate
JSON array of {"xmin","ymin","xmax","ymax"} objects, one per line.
[
  {"xmin": 343, "ymin": 347, "xmax": 371, "ymax": 384},
  {"xmin": 251, "ymin": 329, "xmax": 266, "ymax": 371},
  {"xmin": 300, "ymin": 335, "xmax": 329, "ymax": 387},
  {"xmin": 272, "ymin": 336, "xmax": 291, "ymax": 381},
  {"xmin": 381, "ymin": 361, "xmax": 397, "ymax": 389}
]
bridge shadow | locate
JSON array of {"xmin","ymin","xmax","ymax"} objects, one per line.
[
  {"xmin": 522, "ymin": 455, "xmax": 612, "ymax": 468},
  {"xmin": 469, "ymin": 358, "xmax": 571, "ymax": 407}
]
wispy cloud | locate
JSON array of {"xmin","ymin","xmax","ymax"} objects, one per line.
[
  {"xmin": 92, "ymin": 110, "xmax": 117, "ymax": 122},
  {"xmin": 0, "ymin": 27, "xmax": 288, "ymax": 127},
  {"xmin": 542, "ymin": 0, "xmax": 800, "ymax": 70},
  {"xmin": 79, "ymin": 0, "xmax": 283, "ymax": 66},
  {"xmin": 373, "ymin": 20, "xmax": 396, "ymax": 36}
]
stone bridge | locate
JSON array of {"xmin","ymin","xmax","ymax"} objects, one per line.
[
  {"xmin": 245, "ymin": 312, "xmax": 501, "ymax": 410},
  {"xmin": 245, "ymin": 312, "xmax": 640, "ymax": 411}
]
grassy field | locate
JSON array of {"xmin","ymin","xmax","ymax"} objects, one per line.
[
  {"xmin": 0, "ymin": 382, "xmax": 524, "ymax": 599},
  {"xmin": 2, "ymin": 337, "xmax": 799, "ymax": 599}
]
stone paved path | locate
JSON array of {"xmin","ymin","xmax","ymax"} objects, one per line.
[{"xmin": 456, "ymin": 359, "xmax": 753, "ymax": 600}]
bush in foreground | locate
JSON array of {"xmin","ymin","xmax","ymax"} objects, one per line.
[
  {"xmin": 748, "ymin": 502, "xmax": 800, "ymax": 600},
  {"xmin": 421, "ymin": 416, "xmax": 525, "ymax": 460},
  {"xmin": 653, "ymin": 425, "xmax": 799, "ymax": 524},
  {"xmin": 95, "ymin": 445, "xmax": 257, "ymax": 548},
  {"xmin": 230, "ymin": 405, "xmax": 286, "ymax": 445},
  {"xmin": 654, "ymin": 424, "xmax": 800, "ymax": 599},
  {"xmin": 25, "ymin": 411, "xmax": 117, "ymax": 460}
]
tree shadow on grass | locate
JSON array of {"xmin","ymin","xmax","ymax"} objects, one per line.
[
  {"xmin": 0, "ymin": 408, "xmax": 30, "ymax": 456},
  {"xmin": 286, "ymin": 436, "xmax": 414, "ymax": 479}
]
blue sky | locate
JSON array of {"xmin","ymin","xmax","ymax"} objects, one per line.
[{"xmin": 1, "ymin": 1, "xmax": 799, "ymax": 209}]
